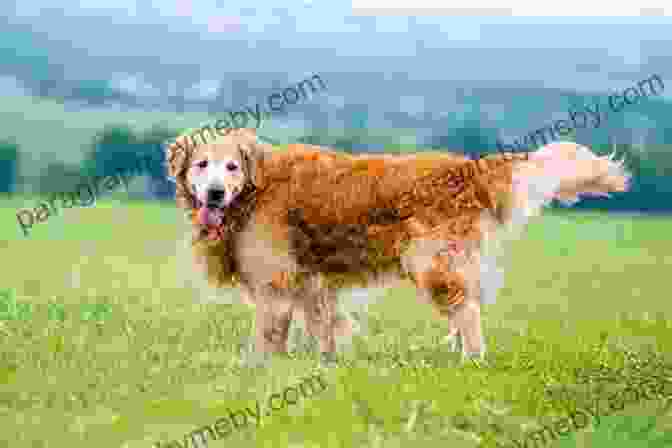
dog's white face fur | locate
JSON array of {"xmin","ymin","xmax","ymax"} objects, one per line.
[{"xmin": 187, "ymin": 143, "xmax": 248, "ymax": 209}]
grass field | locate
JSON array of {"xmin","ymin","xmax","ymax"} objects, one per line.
[{"xmin": 1, "ymin": 196, "xmax": 671, "ymax": 447}]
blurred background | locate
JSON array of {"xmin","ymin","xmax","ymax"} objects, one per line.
[{"xmin": 1, "ymin": 3, "xmax": 672, "ymax": 213}]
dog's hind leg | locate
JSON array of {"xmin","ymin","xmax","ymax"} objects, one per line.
[
  {"xmin": 415, "ymin": 267, "xmax": 483, "ymax": 360},
  {"xmin": 447, "ymin": 249, "xmax": 487, "ymax": 361},
  {"xmin": 300, "ymin": 276, "xmax": 338, "ymax": 362},
  {"xmin": 446, "ymin": 296, "xmax": 486, "ymax": 361},
  {"xmin": 404, "ymin": 241, "xmax": 486, "ymax": 361}
]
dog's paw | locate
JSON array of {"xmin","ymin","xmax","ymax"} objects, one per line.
[
  {"xmin": 443, "ymin": 333, "xmax": 463, "ymax": 353},
  {"xmin": 465, "ymin": 357, "xmax": 489, "ymax": 369},
  {"xmin": 462, "ymin": 335, "xmax": 487, "ymax": 365},
  {"xmin": 349, "ymin": 311, "xmax": 370, "ymax": 336},
  {"xmin": 462, "ymin": 351, "xmax": 488, "ymax": 368},
  {"xmin": 288, "ymin": 325, "xmax": 316, "ymax": 354}
]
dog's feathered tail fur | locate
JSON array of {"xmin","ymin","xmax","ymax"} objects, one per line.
[
  {"xmin": 507, "ymin": 142, "xmax": 631, "ymax": 226},
  {"xmin": 472, "ymin": 142, "xmax": 631, "ymax": 308}
]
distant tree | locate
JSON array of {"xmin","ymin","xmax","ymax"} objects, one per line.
[
  {"xmin": 81, "ymin": 125, "xmax": 140, "ymax": 180},
  {"xmin": 37, "ymin": 161, "xmax": 83, "ymax": 195},
  {"xmin": 332, "ymin": 135, "xmax": 361, "ymax": 154},
  {"xmin": 573, "ymin": 141, "xmax": 672, "ymax": 212},
  {"xmin": 331, "ymin": 129, "xmax": 366, "ymax": 154},
  {"xmin": 298, "ymin": 118, "xmax": 337, "ymax": 149},
  {"xmin": 297, "ymin": 135, "xmax": 325, "ymax": 146},
  {"xmin": 0, "ymin": 139, "xmax": 20, "ymax": 193},
  {"xmin": 135, "ymin": 126, "xmax": 178, "ymax": 200},
  {"xmin": 80, "ymin": 125, "xmax": 178, "ymax": 200},
  {"xmin": 429, "ymin": 118, "xmax": 498, "ymax": 158},
  {"xmin": 297, "ymin": 132, "xmax": 371, "ymax": 154}
]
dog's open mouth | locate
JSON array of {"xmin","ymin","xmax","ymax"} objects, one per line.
[
  {"xmin": 197, "ymin": 206, "xmax": 224, "ymax": 227},
  {"xmin": 190, "ymin": 184, "xmax": 256, "ymax": 242},
  {"xmin": 195, "ymin": 202, "xmax": 225, "ymax": 240}
]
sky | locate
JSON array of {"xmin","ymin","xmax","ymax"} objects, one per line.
[
  {"xmin": 352, "ymin": 0, "xmax": 672, "ymax": 17},
  {"xmin": 2, "ymin": 1, "xmax": 671, "ymax": 99}
]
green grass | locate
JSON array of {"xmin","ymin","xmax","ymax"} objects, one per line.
[{"xmin": 0, "ymin": 197, "xmax": 671, "ymax": 447}]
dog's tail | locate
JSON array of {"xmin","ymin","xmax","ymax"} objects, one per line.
[{"xmin": 508, "ymin": 142, "xmax": 631, "ymax": 223}]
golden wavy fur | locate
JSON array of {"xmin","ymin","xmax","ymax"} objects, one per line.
[{"xmin": 165, "ymin": 128, "xmax": 630, "ymax": 361}]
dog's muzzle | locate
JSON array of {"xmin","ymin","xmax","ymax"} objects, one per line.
[{"xmin": 206, "ymin": 188, "xmax": 226, "ymax": 209}]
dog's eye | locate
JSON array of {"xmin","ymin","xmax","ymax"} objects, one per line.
[
  {"xmin": 226, "ymin": 161, "xmax": 238, "ymax": 172},
  {"xmin": 195, "ymin": 160, "xmax": 208, "ymax": 169}
]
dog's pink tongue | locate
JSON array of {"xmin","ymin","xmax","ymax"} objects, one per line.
[{"xmin": 197, "ymin": 206, "xmax": 222, "ymax": 227}]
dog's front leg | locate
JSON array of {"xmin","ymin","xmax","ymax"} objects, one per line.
[
  {"xmin": 302, "ymin": 285, "xmax": 338, "ymax": 362},
  {"xmin": 254, "ymin": 296, "xmax": 294, "ymax": 355}
]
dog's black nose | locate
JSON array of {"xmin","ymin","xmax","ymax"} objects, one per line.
[{"xmin": 206, "ymin": 189, "xmax": 225, "ymax": 208}]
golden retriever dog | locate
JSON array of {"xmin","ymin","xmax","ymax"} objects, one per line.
[{"xmin": 165, "ymin": 128, "xmax": 630, "ymax": 363}]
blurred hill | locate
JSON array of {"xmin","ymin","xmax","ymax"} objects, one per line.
[
  {"xmin": 3, "ymin": 80, "xmax": 672, "ymax": 210},
  {"xmin": 2, "ymin": 22, "xmax": 671, "ymax": 210}
]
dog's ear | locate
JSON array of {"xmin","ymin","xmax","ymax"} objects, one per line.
[
  {"xmin": 238, "ymin": 141, "xmax": 268, "ymax": 189},
  {"xmin": 165, "ymin": 134, "xmax": 198, "ymax": 211},
  {"xmin": 164, "ymin": 134, "xmax": 192, "ymax": 182}
]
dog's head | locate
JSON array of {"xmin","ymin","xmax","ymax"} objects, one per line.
[{"xmin": 165, "ymin": 127, "xmax": 267, "ymax": 234}]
